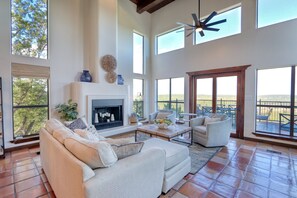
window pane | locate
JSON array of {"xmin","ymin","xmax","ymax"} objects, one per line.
[
  {"xmin": 133, "ymin": 33, "xmax": 144, "ymax": 74},
  {"xmin": 157, "ymin": 79, "xmax": 170, "ymax": 110},
  {"xmin": 13, "ymin": 78, "xmax": 48, "ymax": 106},
  {"xmin": 157, "ymin": 27, "xmax": 184, "ymax": 54},
  {"xmin": 13, "ymin": 77, "xmax": 49, "ymax": 138},
  {"xmin": 217, "ymin": 76, "xmax": 237, "ymax": 132},
  {"xmin": 196, "ymin": 78, "xmax": 213, "ymax": 116},
  {"xmin": 258, "ymin": 0, "xmax": 297, "ymax": 28},
  {"xmin": 171, "ymin": 78, "xmax": 184, "ymax": 114},
  {"xmin": 13, "ymin": 107, "xmax": 48, "ymax": 137},
  {"xmin": 11, "ymin": 0, "xmax": 48, "ymax": 59},
  {"xmin": 256, "ymin": 67, "xmax": 291, "ymax": 135},
  {"xmin": 195, "ymin": 6, "xmax": 241, "ymax": 45},
  {"xmin": 133, "ymin": 79, "xmax": 144, "ymax": 118}
]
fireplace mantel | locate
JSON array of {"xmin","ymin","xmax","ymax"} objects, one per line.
[{"xmin": 71, "ymin": 82, "xmax": 132, "ymax": 131}]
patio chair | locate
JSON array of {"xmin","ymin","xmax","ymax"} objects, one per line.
[{"xmin": 256, "ymin": 108, "xmax": 273, "ymax": 127}]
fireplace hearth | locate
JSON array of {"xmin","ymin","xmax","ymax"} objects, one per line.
[{"xmin": 92, "ymin": 99, "xmax": 123, "ymax": 130}]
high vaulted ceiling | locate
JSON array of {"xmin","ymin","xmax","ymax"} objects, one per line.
[{"xmin": 130, "ymin": 0, "xmax": 175, "ymax": 14}]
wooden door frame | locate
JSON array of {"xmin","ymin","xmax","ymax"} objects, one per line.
[{"xmin": 187, "ymin": 65, "xmax": 250, "ymax": 139}]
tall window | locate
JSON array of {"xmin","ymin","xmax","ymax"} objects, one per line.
[
  {"xmin": 257, "ymin": 0, "xmax": 297, "ymax": 28},
  {"xmin": 156, "ymin": 27, "xmax": 184, "ymax": 55},
  {"xmin": 256, "ymin": 66, "xmax": 296, "ymax": 138},
  {"xmin": 133, "ymin": 32, "xmax": 144, "ymax": 74},
  {"xmin": 157, "ymin": 77, "xmax": 184, "ymax": 116},
  {"xmin": 11, "ymin": 0, "xmax": 48, "ymax": 59},
  {"xmin": 133, "ymin": 79, "xmax": 144, "ymax": 118},
  {"xmin": 12, "ymin": 64, "xmax": 49, "ymax": 138},
  {"xmin": 195, "ymin": 6, "xmax": 241, "ymax": 45}
]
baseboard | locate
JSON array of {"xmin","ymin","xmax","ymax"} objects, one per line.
[{"xmin": 244, "ymin": 136, "xmax": 297, "ymax": 149}]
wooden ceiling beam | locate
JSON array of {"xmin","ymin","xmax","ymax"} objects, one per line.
[{"xmin": 130, "ymin": 0, "xmax": 175, "ymax": 14}]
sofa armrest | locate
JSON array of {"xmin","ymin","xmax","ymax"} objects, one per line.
[
  {"xmin": 84, "ymin": 148, "xmax": 166, "ymax": 198},
  {"xmin": 149, "ymin": 112, "xmax": 158, "ymax": 123},
  {"xmin": 190, "ymin": 117, "xmax": 205, "ymax": 127}
]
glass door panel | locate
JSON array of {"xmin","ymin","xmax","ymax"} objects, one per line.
[
  {"xmin": 217, "ymin": 76, "xmax": 237, "ymax": 132},
  {"xmin": 196, "ymin": 78, "xmax": 213, "ymax": 116}
]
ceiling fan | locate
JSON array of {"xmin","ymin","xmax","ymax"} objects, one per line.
[{"xmin": 177, "ymin": 0, "xmax": 227, "ymax": 37}]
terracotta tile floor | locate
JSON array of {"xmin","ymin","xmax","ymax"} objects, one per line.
[
  {"xmin": 0, "ymin": 147, "xmax": 55, "ymax": 198},
  {"xmin": 1, "ymin": 138, "xmax": 297, "ymax": 198}
]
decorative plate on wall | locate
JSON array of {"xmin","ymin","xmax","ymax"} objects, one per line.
[
  {"xmin": 105, "ymin": 71, "xmax": 117, "ymax": 83},
  {"xmin": 101, "ymin": 55, "xmax": 117, "ymax": 72}
]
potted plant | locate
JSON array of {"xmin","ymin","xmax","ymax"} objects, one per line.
[{"xmin": 55, "ymin": 99, "xmax": 78, "ymax": 121}]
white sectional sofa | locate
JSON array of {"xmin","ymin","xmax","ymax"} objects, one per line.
[{"xmin": 40, "ymin": 119, "xmax": 191, "ymax": 197}]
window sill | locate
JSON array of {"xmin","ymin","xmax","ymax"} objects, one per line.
[{"xmin": 252, "ymin": 131, "xmax": 297, "ymax": 142}]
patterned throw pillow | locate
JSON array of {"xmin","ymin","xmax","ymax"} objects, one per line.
[
  {"xmin": 67, "ymin": 118, "xmax": 88, "ymax": 131},
  {"xmin": 74, "ymin": 125, "xmax": 106, "ymax": 141},
  {"xmin": 111, "ymin": 142, "xmax": 144, "ymax": 159}
]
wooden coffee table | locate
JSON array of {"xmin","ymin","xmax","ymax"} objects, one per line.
[{"xmin": 135, "ymin": 124, "xmax": 193, "ymax": 145}]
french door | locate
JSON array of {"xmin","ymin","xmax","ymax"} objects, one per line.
[{"xmin": 188, "ymin": 66, "xmax": 250, "ymax": 138}]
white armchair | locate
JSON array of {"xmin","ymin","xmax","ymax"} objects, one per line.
[
  {"xmin": 149, "ymin": 110, "xmax": 176, "ymax": 124},
  {"xmin": 190, "ymin": 114, "xmax": 232, "ymax": 147}
]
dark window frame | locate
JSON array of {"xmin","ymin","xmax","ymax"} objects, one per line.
[
  {"xmin": 12, "ymin": 77, "xmax": 49, "ymax": 139},
  {"xmin": 156, "ymin": 77, "xmax": 185, "ymax": 116},
  {"xmin": 255, "ymin": 65, "xmax": 296, "ymax": 138}
]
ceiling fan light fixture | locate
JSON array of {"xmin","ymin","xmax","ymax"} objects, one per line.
[{"xmin": 197, "ymin": 27, "xmax": 203, "ymax": 32}]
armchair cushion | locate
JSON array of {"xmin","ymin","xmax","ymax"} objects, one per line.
[
  {"xmin": 192, "ymin": 126, "xmax": 207, "ymax": 135},
  {"xmin": 203, "ymin": 117, "xmax": 221, "ymax": 126}
]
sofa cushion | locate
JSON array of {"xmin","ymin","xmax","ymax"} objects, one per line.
[
  {"xmin": 111, "ymin": 142, "xmax": 144, "ymax": 159},
  {"xmin": 203, "ymin": 117, "xmax": 221, "ymax": 126},
  {"xmin": 53, "ymin": 127, "xmax": 75, "ymax": 144},
  {"xmin": 193, "ymin": 126, "xmax": 207, "ymax": 135},
  {"xmin": 105, "ymin": 137, "xmax": 135, "ymax": 145},
  {"xmin": 74, "ymin": 125, "xmax": 106, "ymax": 141},
  {"xmin": 45, "ymin": 119, "xmax": 65, "ymax": 135},
  {"xmin": 142, "ymin": 138, "xmax": 189, "ymax": 170},
  {"xmin": 64, "ymin": 135, "xmax": 117, "ymax": 168}
]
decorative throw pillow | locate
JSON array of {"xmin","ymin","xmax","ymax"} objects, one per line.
[
  {"xmin": 45, "ymin": 119, "xmax": 65, "ymax": 135},
  {"xmin": 111, "ymin": 142, "xmax": 144, "ymax": 160},
  {"xmin": 156, "ymin": 112, "xmax": 170, "ymax": 120},
  {"xmin": 203, "ymin": 117, "xmax": 221, "ymax": 126},
  {"xmin": 67, "ymin": 117, "xmax": 88, "ymax": 131},
  {"xmin": 64, "ymin": 135, "xmax": 117, "ymax": 168},
  {"xmin": 53, "ymin": 127, "xmax": 75, "ymax": 144},
  {"xmin": 85, "ymin": 125, "xmax": 106, "ymax": 140}
]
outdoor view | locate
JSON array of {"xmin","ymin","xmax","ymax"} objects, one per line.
[
  {"xmin": 132, "ymin": 79, "xmax": 144, "ymax": 118},
  {"xmin": 157, "ymin": 78, "xmax": 184, "ymax": 116},
  {"xmin": 257, "ymin": 67, "xmax": 296, "ymax": 137},
  {"xmin": 196, "ymin": 76, "xmax": 237, "ymax": 131},
  {"xmin": 13, "ymin": 77, "xmax": 48, "ymax": 137},
  {"xmin": 11, "ymin": 0, "xmax": 48, "ymax": 59}
]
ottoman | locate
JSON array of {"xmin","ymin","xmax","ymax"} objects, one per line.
[{"xmin": 142, "ymin": 138, "xmax": 191, "ymax": 193}]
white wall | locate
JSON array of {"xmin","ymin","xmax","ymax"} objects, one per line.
[
  {"xmin": 0, "ymin": 0, "xmax": 85, "ymax": 146},
  {"xmin": 150, "ymin": 0, "xmax": 297, "ymax": 145},
  {"xmin": 117, "ymin": 1, "xmax": 152, "ymax": 118}
]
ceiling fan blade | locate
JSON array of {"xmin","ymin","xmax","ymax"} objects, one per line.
[
  {"xmin": 186, "ymin": 30, "xmax": 195, "ymax": 37},
  {"xmin": 199, "ymin": 30, "xmax": 205, "ymax": 37},
  {"xmin": 177, "ymin": 22, "xmax": 196, "ymax": 28},
  {"xmin": 191, "ymin": 13, "xmax": 200, "ymax": 26},
  {"xmin": 206, "ymin": 19, "xmax": 227, "ymax": 27},
  {"xmin": 203, "ymin": 11, "xmax": 217, "ymax": 24},
  {"xmin": 203, "ymin": 27, "xmax": 220, "ymax": 31}
]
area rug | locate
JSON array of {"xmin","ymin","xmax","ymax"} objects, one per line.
[
  {"xmin": 136, "ymin": 133, "xmax": 221, "ymax": 174},
  {"xmin": 187, "ymin": 143, "xmax": 221, "ymax": 174}
]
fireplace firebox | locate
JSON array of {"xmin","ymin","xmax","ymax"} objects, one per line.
[{"xmin": 92, "ymin": 99, "xmax": 123, "ymax": 130}]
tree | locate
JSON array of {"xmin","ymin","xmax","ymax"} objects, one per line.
[
  {"xmin": 13, "ymin": 77, "xmax": 48, "ymax": 137},
  {"xmin": 11, "ymin": 0, "xmax": 48, "ymax": 59}
]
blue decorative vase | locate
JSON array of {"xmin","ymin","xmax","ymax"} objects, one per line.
[
  {"xmin": 117, "ymin": 74, "xmax": 124, "ymax": 85},
  {"xmin": 80, "ymin": 70, "xmax": 92, "ymax": 82}
]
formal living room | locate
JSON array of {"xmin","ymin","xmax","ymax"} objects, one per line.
[{"xmin": 1, "ymin": 0, "xmax": 297, "ymax": 197}]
